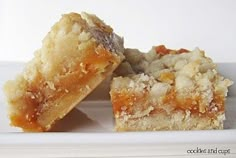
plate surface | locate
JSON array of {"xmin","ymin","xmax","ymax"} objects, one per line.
[{"xmin": 0, "ymin": 62, "xmax": 236, "ymax": 157}]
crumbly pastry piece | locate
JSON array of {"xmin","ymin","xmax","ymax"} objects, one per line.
[
  {"xmin": 111, "ymin": 45, "xmax": 233, "ymax": 131},
  {"xmin": 4, "ymin": 12, "xmax": 124, "ymax": 131}
]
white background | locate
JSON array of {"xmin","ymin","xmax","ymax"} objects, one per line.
[{"xmin": 0, "ymin": 0, "xmax": 236, "ymax": 62}]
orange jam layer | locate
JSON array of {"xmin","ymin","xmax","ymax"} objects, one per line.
[
  {"xmin": 155, "ymin": 45, "xmax": 189, "ymax": 56},
  {"xmin": 111, "ymin": 88, "xmax": 225, "ymax": 118},
  {"xmin": 111, "ymin": 90, "xmax": 137, "ymax": 114},
  {"xmin": 111, "ymin": 89, "xmax": 149, "ymax": 114}
]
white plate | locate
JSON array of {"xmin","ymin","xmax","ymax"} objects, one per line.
[{"xmin": 0, "ymin": 62, "xmax": 236, "ymax": 157}]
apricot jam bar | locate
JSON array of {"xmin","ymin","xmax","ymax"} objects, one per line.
[
  {"xmin": 4, "ymin": 12, "xmax": 124, "ymax": 131},
  {"xmin": 110, "ymin": 45, "xmax": 233, "ymax": 131}
]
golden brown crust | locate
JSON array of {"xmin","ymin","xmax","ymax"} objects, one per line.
[{"xmin": 4, "ymin": 12, "xmax": 124, "ymax": 131}]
